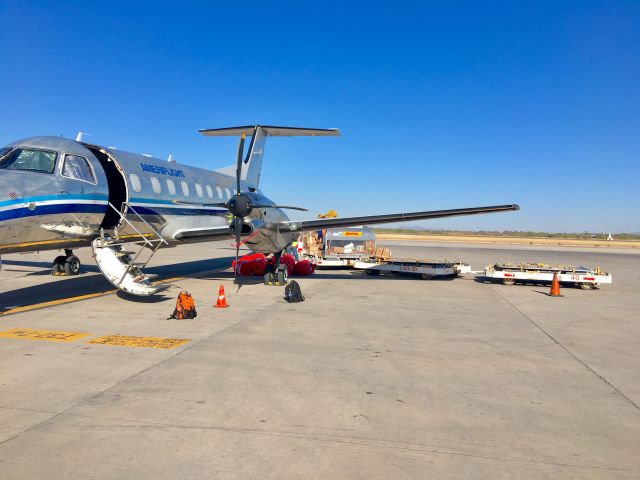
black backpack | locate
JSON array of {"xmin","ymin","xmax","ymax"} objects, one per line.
[{"xmin": 284, "ymin": 280, "xmax": 304, "ymax": 303}]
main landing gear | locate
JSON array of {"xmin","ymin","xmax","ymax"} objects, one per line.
[
  {"xmin": 52, "ymin": 249, "xmax": 81, "ymax": 276},
  {"xmin": 263, "ymin": 252, "xmax": 289, "ymax": 286}
]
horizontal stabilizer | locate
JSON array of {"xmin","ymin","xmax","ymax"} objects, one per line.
[
  {"xmin": 200, "ymin": 125, "xmax": 340, "ymax": 137},
  {"xmin": 278, "ymin": 204, "xmax": 520, "ymax": 233}
]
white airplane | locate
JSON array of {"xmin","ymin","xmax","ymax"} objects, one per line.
[{"xmin": 0, "ymin": 125, "xmax": 519, "ymax": 295}]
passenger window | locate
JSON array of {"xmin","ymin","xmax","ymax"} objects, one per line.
[
  {"xmin": 181, "ymin": 181, "xmax": 189, "ymax": 196},
  {"xmin": 130, "ymin": 174, "xmax": 142, "ymax": 193},
  {"xmin": 195, "ymin": 183, "xmax": 203, "ymax": 197},
  {"xmin": 224, "ymin": 188, "xmax": 232, "ymax": 199},
  {"xmin": 215, "ymin": 186, "xmax": 223, "ymax": 199},
  {"xmin": 151, "ymin": 177, "xmax": 161, "ymax": 194},
  {"xmin": 167, "ymin": 179, "xmax": 176, "ymax": 195},
  {"xmin": 206, "ymin": 185, "xmax": 213, "ymax": 199},
  {"xmin": 0, "ymin": 148, "xmax": 57, "ymax": 174},
  {"xmin": 61, "ymin": 154, "xmax": 96, "ymax": 183}
]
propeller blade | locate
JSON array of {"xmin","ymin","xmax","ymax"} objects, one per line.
[
  {"xmin": 243, "ymin": 125, "xmax": 258, "ymax": 164},
  {"xmin": 235, "ymin": 134, "xmax": 245, "ymax": 195},
  {"xmin": 252, "ymin": 204, "xmax": 308, "ymax": 212},
  {"xmin": 234, "ymin": 216, "xmax": 242, "ymax": 277}
]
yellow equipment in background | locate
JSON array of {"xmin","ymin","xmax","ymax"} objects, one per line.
[{"xmin": 317, "ymin": 209, "xmax": 338, "ymax": 219}]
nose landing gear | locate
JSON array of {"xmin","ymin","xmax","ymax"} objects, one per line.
[
  {"xmin": 52, "ymin": 249, "xmax": 81, "ymax": 276},
  {"xmin": 263, "ymin": 252, "xmax": 289, "ymax": 286}
]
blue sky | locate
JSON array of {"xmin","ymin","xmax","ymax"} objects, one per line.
[{"xmin": 1, "ymin": 1, "xmax": 638, "ymax": 232}]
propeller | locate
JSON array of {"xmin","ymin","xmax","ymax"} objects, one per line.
[{"xmin": 183, "ymin": 129, "xmax": 307, "ymax": 276}]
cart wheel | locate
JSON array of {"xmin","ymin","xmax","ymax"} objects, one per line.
[
  {"xmin": 578, "ymin": 283, "xmax": 592, "ymax": 290},
  {"xmin": 502, "ymin": 279, "xmax": 515, "ymax": 286},
  {"xmin": 365, "ymin": 269, "xmax": 380, "ymax": 276},
  {"xmin": 421, "ymin": 273, "xmax": 434, "ymax": 280},
  {"xmin": 590, "ymin": 284, "xmax": 599, "ymax": 290}
]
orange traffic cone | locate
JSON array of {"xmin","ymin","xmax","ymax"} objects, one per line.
[
  {"xmin": 215, "ymin": 285, "xmax": 229, "ymax": 308},
  {"xmin": 549, "ymin": 272, "xmax": 563, "ymax": 297}
]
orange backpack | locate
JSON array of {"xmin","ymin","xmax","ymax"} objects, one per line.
[{"xmin": 169, "ymin": 291, "xmax": 197, "ymax": 319}]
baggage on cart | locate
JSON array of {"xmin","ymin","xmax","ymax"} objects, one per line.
[
  {"xmin": 483, "ymin": 263, "xmax": 612, "ymax": 289},
  {"xmin": 354, "ymin": 258, "xmax": 470, "ymax": 279}
]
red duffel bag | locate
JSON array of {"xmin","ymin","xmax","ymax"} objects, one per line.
[
  {"xmin": 233, "ymin": 253, "xmax": 267, "ymax": 276},
  {"xmin": 293, "ymin": 260, "xmax": 315, "ymax": 276},
  {"xmin": 280, "ymin": 254, "xmax": 296, "ymax": 276}
]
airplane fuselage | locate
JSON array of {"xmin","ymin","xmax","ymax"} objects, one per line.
[{"xmin": 0, "ymin": 136, "xmax": 293, "ymax": 255}]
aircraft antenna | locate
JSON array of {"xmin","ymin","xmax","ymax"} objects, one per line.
[{"xmin": 75, "ymin": 131, "xmax": 91, "ymax": 142}]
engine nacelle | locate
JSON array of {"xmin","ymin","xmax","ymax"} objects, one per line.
[{"xmin": 229, "ymin": 219, "xmax": 264, "ymax": 237}]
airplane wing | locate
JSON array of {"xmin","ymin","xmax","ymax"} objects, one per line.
[{"xmin": 277, "ymin": 204, "xmax": 520, "ymax": 233}]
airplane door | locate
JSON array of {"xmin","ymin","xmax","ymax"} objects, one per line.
[{"xmin": 58, "ymin": 153, "xmax": 109, "ymax": 232}]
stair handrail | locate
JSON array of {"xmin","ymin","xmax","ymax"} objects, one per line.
[{"xmin": 122, "ymin": 202, "xmax": 169, "ymax": 246}]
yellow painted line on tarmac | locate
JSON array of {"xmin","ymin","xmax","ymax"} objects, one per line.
[
  {"xmin": 0, "ymin": 327, "xmax": 90, "ymax": 342},
  {"xmin": 0, "ymin": 276, "xmax": 189, "ymax": 317},
  {"xmin": 0, "ymin": 264, "xmax": 233, "ymax": 318},
  {"xmin": 89, "ymin": 335, "xmax": 190, "ymax": 349},
  {"xmin": 0, "ymin": 290, "xmax": 117, "ymax": 316}
]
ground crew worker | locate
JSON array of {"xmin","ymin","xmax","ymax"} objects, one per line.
[{"xmin": 287, "ymin": 241, "xmax": 299, "ymax": 261}]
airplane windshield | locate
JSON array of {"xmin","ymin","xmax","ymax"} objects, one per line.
[{"xmin": 0, "ymin": 148, "xmax": 57, "ymax": 174}]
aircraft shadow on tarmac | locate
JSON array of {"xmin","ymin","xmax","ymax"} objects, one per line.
[
  {"xmin": 0, "ymin": 257, "xmax": 460, "ymax": 314},
  {"xmin": 0, "ymin": 257, "xmax": 236, "ymax": 313},
  {"xmin": 0, "ymin": 259, "xmax": 101, "ymax": 275}
]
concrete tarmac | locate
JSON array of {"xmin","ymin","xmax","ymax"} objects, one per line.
[{"xmin": 0, "ymin": 241, "xmax": 638, "ymax": 479}]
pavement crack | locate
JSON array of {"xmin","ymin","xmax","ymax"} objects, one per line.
[
  {"xmin": 58, "ymin": 414, "xmax": 635, "ymax": 473},
  {"xmin": 0, "ymin": 315, "xmax": 249, "ymax": 447},
  {"xmin": 489, "ymin": 286, "xmax": 640, "ymax": 412}
]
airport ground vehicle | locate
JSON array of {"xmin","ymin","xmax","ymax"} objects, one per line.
[
  {"xmin": 354, "ymin": 258, "xmax": 471, "ymax": 279},
  {"xmin": 483, "ymin": 263, "xmax": 612, "ymax": 289},
  {"xmin": 300, "ymin": 226, "xmax": 383, "ymax": 268}
]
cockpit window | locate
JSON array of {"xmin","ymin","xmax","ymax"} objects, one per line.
[
  {"xmin": 0, "ymin": 148, "xmax": 57, "ymax": 174},
  {"xmin": 0, "ymin": 147, "xmax": 12, "ymax": 160},
  {"xmin": 61, "ymin": 154, "xmax": 96, "ymax": 184}
]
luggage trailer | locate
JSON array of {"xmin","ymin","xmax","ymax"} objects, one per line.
[
  {"xmin": 354, "ymin": 259, "xmax": 471, "ymax": 279},
  {"xmin": 483, "ymin": 263, "xmax": 612, "ymax": 289}
]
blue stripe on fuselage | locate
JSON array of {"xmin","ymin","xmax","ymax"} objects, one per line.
[
  {"xmin": 0, "ymin": 193, "xmax": 108, "ymax": 209},
  {"xmin": 0, "ymin": 193, "xmax": 228, "ymax": 222},
  {"xmin": 0, "ymin": 203, "xmax": 107, "ymax": 222}
]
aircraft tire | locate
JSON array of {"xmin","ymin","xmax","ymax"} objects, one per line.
[
  {"xmin": 276, "ymin": 265, "xmax": 288, "ymax": 284},
  {"xmin": 52, "ymin": 256, "xmax": 66, "ymax": 275},
  {"xmin": 64, "ymin": 255, "xmax": 81, "ymax": 275}
]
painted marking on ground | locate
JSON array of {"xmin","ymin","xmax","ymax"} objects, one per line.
[
  {"xmin": 0, "ymin": 277, "xmax": 185, "ymax": 317},
  {"xmin": 0, "ymin": 328, "xmax": 90, "ymax": 342},
  {"xmin": 0, "ymin": 265, "xmax": 227, "ymax": 318},
  {"xmin": 89, "ymin": 335, "xmax": 190, "ymax": 349},
  {"xmin": 0, "ymin": 290, "xmax": 117, "ymax": 316}
]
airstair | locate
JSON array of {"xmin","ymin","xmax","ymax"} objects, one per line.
[{"xmin": 91, "ymin": 202, "xmax": 170, "ymax": 296}]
